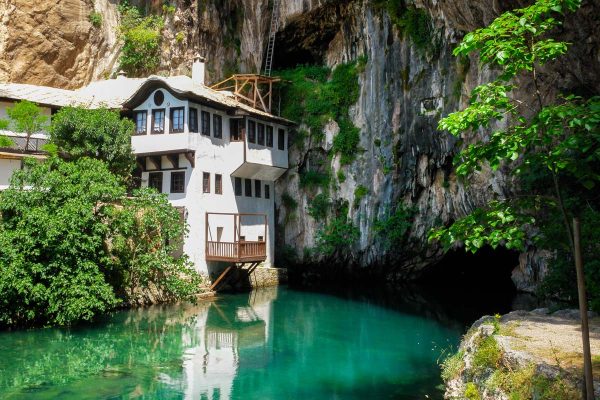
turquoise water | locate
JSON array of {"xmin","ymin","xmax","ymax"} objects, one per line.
[{"xmin": 0, "ymin": 287, "xmax": 462, "ymax": 399}]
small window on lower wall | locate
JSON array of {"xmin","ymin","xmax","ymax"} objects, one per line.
[
  {"xmin": 278, "ymin": 128, "xmax": 286, "ymax": 150},
  {"xmin": 254, "ymin": 180, "xmax": 261, "ymax": 198},
  {"xmin": 264, "ymin": 184, "xmax": 270, "ymax": 199},
  {"xmin": 215, "ymin": 174, "xmax": 222, "ymax": 194},
  {"xmin": 244, "ymin": 179, "xmax": 252, "ymax": 197},
  {"xmin": 203, "ymin": 172, "xmax": 210, "ymax": 193},
  {"xmin": 234, "ymin": 177, "xmax": 242, "ymax": 196},
  {"xmin": 170, "ymin": 171, "xmax": 185, "ymax": 193},
  {"xmin": 148, "ymin": 171, "xmax": 163, "ymax": 193}
]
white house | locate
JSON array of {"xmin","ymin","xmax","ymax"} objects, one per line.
[{"xmin": 0, "ymin": 58, "xmax": 293, "ymax": 279}]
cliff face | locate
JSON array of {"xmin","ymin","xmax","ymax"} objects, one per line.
[{"xmin": 2, "ymin": 0, "xmax": 599, "ymax": 287}]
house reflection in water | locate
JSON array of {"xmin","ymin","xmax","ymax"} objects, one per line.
[{"xmin": 181, "ymin": 288, "xmax": 276, "ymax": 400}]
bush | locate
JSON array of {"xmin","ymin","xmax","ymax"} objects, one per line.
[
  {"xmin": 440, "ymin": 350, "xmax": 465, "ymax": 382},
  {"xmin": 50, "ymin": 107, "xmax": 135, "ymax": 179},
  {"xmin": 353, "ymin": 185, "xmax": 369, "ymax": 208},
  {"xmin": 89, "ymin": 11, "xmax": 102, "ymax": 28},
  {"xmin": 308, "ymin": 193, "xmax": 330, "ymax": 219},
  {"xmin": 299, "ymin": 170, "xmax": 330, "ymax": 190},
  {"xmin": 472, "ymin": 336, "xmax": 501, "ymax": 375},
  {"xmin": 0, "ymin": 157, "xmax": 200, "ymax": 327},
  {"xmin": 374, "ymin": 204, "xmax": 414, "ymax": 249},
  {"xmin": 315, "ymin": 216, "xmax": 360, "ymax": 257},
  {"xmin": 118, "ymin": 3, "xmax": 164, "ymax": 76}
]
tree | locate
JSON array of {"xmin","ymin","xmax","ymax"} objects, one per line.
[
  {"xmin": 50, "ymin": 107, "xmax": 135, "ymax": 178},
  {"xmin": 428, "ymin": 0, "xmax": 598, "ymax": 396},
  {"xmin": 0, "ymin": 156, "xmax": 201, "ymax": 327},
  {"xmin": 0, "ymin": 100, "xmax": 48, "ymax": 151}
]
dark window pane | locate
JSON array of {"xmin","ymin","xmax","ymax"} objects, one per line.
[
  {"xmin": 170, "ymin": 108, "xmax": 184, "ymax": 133},
  {"xmin": 265, "ymin": 184, "xmax": 270, "ymax": 199},
  {"xmin": 153, "ymin": 90, "xmax": 164, "ymax": 106},
  {"xmin": 234, "ymin": 177, "xmax": 242, "ymax": 196},
  {"xmin": 215, "ymin": 174, "xmax": 222, "ymax": 194},
  {"xmin": 201, "ymin": 111, "xmax": 211, "ymax": 136},
  {"xmin": 266, "ymin": 126, "xmax": 273, "ymax": 147},
  {"xmin": 244, "ymin": 179, "xmax": 252, "ymax": 197},
  {"xmin": 152, "ymin": 109, "xmax": 165, "ymax": 134},
  {"xmin": 170, "ymin": 171, "xmax": 185, "ymax": 193},
  {"xmin": 257, "ymin": 123, "xmax": 265, "ymax": 146},
  {"xmin": 148, "ymin": 172, "xmax": 163, "ymax": 193},
  {"xmin": 189, "ymin": 108, "xmax": 198, "ymax": 133},
  {"xmin": 213, "ymin": 114, "xmax": 222, "ymax": 138},
  {"xmin": 248, "ymin": 120, "xmax": 256, "ymax": 143},
  {"xmin": 254, "ymin": 180, "xmax": 261, "ymax": 198},
  {"xmin": 278, "ymin": 128, "xmax": 285, "ymax": 150},
  {"xmin": 203, "ymin": 172, "xmax": 210, "ymax": 193},
  {"xmin": 230, "ymin": 119, "xmax": 240, "ymax": 141},
  {"xmin": 135, "ymin": 111, "xmax": 147, "ymax": 134}
]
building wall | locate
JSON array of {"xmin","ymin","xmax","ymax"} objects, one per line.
[
  {"xmin": 133, "ymin": 88, "xmax": 289, "ymax": 276},
  {"xmin": 0, "ymin": 158, "xmax": 21, "ymax": 190}
]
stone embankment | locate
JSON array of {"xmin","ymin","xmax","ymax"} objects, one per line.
[{"xmin": 443, "ymin": 309, "xmax": 600, "ymax": 399}]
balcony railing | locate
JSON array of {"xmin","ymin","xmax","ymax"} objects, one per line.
[
  {"xmin": 206, "ymin": 241, "xmax": 266, "ymax": 262},
  {"xmin": 0, "ymin": 134, "xmax": 48, "ymax": 153}
]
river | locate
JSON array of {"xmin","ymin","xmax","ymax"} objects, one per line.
[{"xmin": 0, "ymin": 286, "xmax": 482, "ymax": 399}]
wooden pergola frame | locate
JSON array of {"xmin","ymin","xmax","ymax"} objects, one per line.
[{"xmin": 211, "ymin": 74, "xmax": 281, "ymax": 114}]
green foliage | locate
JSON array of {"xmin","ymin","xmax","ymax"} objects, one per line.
[
  {"xmin": 337, "ymin": 170, "xmax": 346, "ymax": 183},
  {"xmin": 372, "ymin": 1, "xmax": 437, "ymax": 53},
  {"xmin": 299, "ymin": 170, "xmax": 330, "ymax": 190},
  {"xmin": 281, "ymin": 192, "xmax": 298, "ymax": 210},
  {"xmin": 374, "ymin": 204, "xmax": 414, "ymax": 250},
  {"xmin": 440, "ymin": 350, "xmax": 465, "ymax": 382},
  {"xmin": 429, "ymin": 201, "xmax": 535, "ymax": 253},
  {"xmin": 50, "ymin": 107, "xmax": 135, "ymax": 178},
  {"xmin": 0, "ymin": 100, "xmax": 49, "ymax": 151},
  {"xmin": 0, "ymin": 135, "xmax": 14, "ymax": 148},
  {"xmin": 353, "ymin": 185, "xmax": 369, "ymax": 208},
  {"xmin": 464, "ymin": 382, "xmax": 481, "ymax": 400},
  {"xmin": 118, "ymin": 2, "xmax": 164, "ymax": 76},
  {"xmin": 308, "ymin": 193, "xmax": 330, "ymax": 219},
  {"xmin": 278, "ymin": 61, "xmax": 362, "ymax": 164},
  {"xmin": 486, "ymin": 364, "xmax": 579, "ymax": 399},
  {"xmin": 89, "ymin": 11, "xmax": 102, "ymax": 27},
  {"xmin": 175, "ymin": 31, "xmax": 185, "ymax": 42},
  {"xmin": 0, "ymin": 157, "xmax": 200, "ymax": 327},
  {"xmin": 315, "ymin": 216, "xmax": 360, "ymax": 257},
  {"xmin": 162, "ymin": 3, "xmax": 176, "ymax": 14},
  {"xmin": 472, "ymin": 335, "xmax": 502, "ymax": 375}
]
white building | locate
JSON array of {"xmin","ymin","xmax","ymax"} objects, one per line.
[{"xmin": 0, "ymin": 58, "xmax": 293, "ymax": 279}]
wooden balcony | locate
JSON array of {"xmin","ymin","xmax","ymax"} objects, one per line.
[
  {"xmin": 206, "ymin": 241, "xmax": 266, "ymax": 262},
  {"xmin": 205, "ymin": 212, "xmax": 268, "ymax": 263}
]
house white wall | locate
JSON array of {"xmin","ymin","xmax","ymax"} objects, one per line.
[
  {"xmin": 0, "ymin": 158, "xmax": 21, "ymax": 190},
  {"xmin": 133, "ymin": 89, "xmax": 289, "ymax": 276}
]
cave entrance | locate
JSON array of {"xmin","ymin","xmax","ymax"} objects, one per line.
[{"xmin": 415, "ymin": 246, "xmax": 522, "ymax": 324}]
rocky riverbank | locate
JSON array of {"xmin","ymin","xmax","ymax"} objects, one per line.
[{"xmin": 443, "ymin": 309, "xmax": 600, "ymax": 399}]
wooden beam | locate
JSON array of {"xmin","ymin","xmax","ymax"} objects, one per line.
[
  {"xmin": 149, "ymin": 156, "xmax": 161, "ymax": 170},
  {"xmin": 184, "ymin": 151, "xmax": 195, "ymax": 168},
  {"xmin": 209, "ymin": 266, "xmax": 233, "ymax": 291},
  {"xmin": 166, "ymin": 154, "xmax": 179, "ymax": 169}
]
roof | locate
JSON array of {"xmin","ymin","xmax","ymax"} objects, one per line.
[
  {"xmin": 0, "ymin": 75, "xmax": 294, "ymax": 125},
  {"xmin": 0, "ymin": 83, "xmax": 84, "ymax": 108}
]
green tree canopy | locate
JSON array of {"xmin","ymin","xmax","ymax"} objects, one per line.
[
  {"xmin": 0, "ymin": 100, "xmax": 48, "ymax": 150},
  {"xmin": 50, "ymin": 107, "xmax": 135, "ymax": 178}
]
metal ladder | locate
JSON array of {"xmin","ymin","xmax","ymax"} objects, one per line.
[{"xmin": 262, "ymin": 0, "xmax": 281, "ymax": 77}]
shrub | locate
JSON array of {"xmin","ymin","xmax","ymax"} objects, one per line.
[
  {"xmin": 308, "ymin": 193, "xmax": 330, "ymax": 219},
  {"xmin": 89, "ymin": 11, "xmax": 102, "ymax": 28},
  {"xmin": 315, "ymin": 216, "xmax": 360, "ymax": 257},
  {"xmin": 50, "ymin": 107, "xmax": 135, "ymax": 179},
  {"xmin": 374, "ymin": 204, "xmax": 414, "ymax": 249},
  {"xmin": 299, "ymin": 170, "xmax": 330, "ymax": 190},
  {"xmin": 118, "ymin": 3, "xmax": 164, "ymax": 76},
  {"xmin": 464, "ymin": 382, "xmax": 481, "ymax": 400},
  {"xmin": 281, "ymin": 193, "xmax": 298, "ymax": 210},
  {"xmin": 337, "ymin": 170, "xmax": 346, "ymax": 183},
  {"xmin": 353, "ymin": 185, "xmax": 369, "ymax": 208},
  {"xmin": 440, "ymin": 350, "xmax": 465, "ymax": 382},
  {"xmin": 472, "ymin": 336, "xmax": 502, "ymax": 375},
  {"xmin": 0, "ymin": 157, "xmax": 200, "ymax": 327}
]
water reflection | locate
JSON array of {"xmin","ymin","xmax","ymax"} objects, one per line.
[{"xmin": 0, "ymin": 287, "xmax": 461, "ymax": 400}]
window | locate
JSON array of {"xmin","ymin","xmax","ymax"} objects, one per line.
[
  {"xmin": 134, "ymin": 111, "xmax": 147, "ymax": 135},
  {"xmin": 203, "ymin": 172, "xmax": 210, "ymax": 193},
  {"xmin": 189, "ymin": 107, "xmax": 198, "ymax": 133},
  {"xmin": 213, "ymin": 114, "xmax": 222, "ymax": 138},
  {"xmin": 215, "ymin": 174, "xmax": 222, "ymax": 194},
  {"xmin": 258, "ymin": 235, "xmax": 264, "ymax": 242},
  {"xmin": 248, "ymin": 120, "xmax": 256, "ymax": 143},
  {"xmin": 230, "ymin": 119, "xmax": 245, "ymax": 141},
  {"xmin": 264, "ymin": 184, "xmax": 270, "ymax": 199},
  {"xmin": 278, "ymin": 128, "xmax": 286, "ymax": 150},
  {"xmin": 170, "ymin": 171, "xmax": 185, "ymax": 193},
  {"xmin": 170, "ymin": 107, "xmax": 184, "ymax": 133},
  {"xmin": 148, "ymin": 172, "xmax": 163, "ymax": 193},
  {"xmin": 152, "ymin": 109, "xmax": 165, "ymax": 134},
  {"xmin": 201, "ymin": 111, "xmax": 211, "ymax": 136},
  {"xmin": 153, "ymin": 90, "xmax": 164, "ymax": 106},
  {"xmin": 244, "ymin": 179, "xmax": 252, "ymax": 197},
  {"xmin": 266, "ymin": 126, "xmax": 273, "ymax": 147},
  {"xmin": 234, "ymin": 177, "xmax": 242, "ymax": 196},
  {"xmin": 257, "ymin": 123, "xmax": 265, "ymax": 145},
  {"xmin": 254, "ymin": 180, "xmax": 261, "ymax": 198}
]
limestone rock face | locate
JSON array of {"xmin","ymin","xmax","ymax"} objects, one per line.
[{"xmin": 0, "ymin": 0, "xmax": 120, "ymax": 88}]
